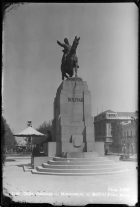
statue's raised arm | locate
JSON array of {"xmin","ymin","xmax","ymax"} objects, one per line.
[{"xmin": 57, "ymin": 40, "xmax": 65, "ymax": 48}]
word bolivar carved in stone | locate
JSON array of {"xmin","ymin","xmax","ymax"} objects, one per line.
[{"xmin": 68, "ymin": 97, "xmax": 83, "ymax": 102}]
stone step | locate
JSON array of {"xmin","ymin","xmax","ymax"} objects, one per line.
[
  {"xmin": 53, "ymin": 156, "xmax": 108, "ymax": 161},
  {"xmin": 48, "ymin": 159, "xmax": 113, "ymax": 165},
  {"xmin": 32, "ymin": 154, "xmax": 132, "ymax": 176},
  {"xmin": 36, "ymin": 166, "xmax": 127, "ymax": 173},
  {"xmin": 42, "ymin": 163, "xmax": 120, "ymax": 169},
  {"xmin": 32, "ymin": 168, "xmax": 129, "ymax": 176}
]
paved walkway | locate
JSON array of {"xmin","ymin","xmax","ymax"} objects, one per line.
[{"xmin": 3, "ymin": 156, "xmax": 137, "ymax": 205}]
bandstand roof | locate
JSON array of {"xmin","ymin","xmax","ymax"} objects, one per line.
[{"xmin": 14, "ymin": 126, "xmax": 45, "ymax": 137}]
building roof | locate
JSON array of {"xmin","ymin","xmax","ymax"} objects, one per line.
[
  {"xmin": 117, "ymin": 112, "xmax": 135, "ymax": 117},
  {"xmin": 14, "ymin": 126, "xmax": 46, "ymax": 137},
  {"xmin": 103, "ymin": 110, "xmax": 116, "ymax": 113},
  {"xmin": 94, "ymin": 110, "xmax": 137, "ymax": 121},
  {"xmin": 96, "ymin": 110, "xmax": 116, "ymax": 116}
]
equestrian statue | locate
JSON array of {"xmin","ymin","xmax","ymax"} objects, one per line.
[{"xmin": 57, "ymin": 36, "xmax": 80, "ymax": 80}]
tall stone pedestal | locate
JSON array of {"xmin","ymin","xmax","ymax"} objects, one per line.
[{"xmin": 53, "ymin": 77, "xmax": 96, "ymax": 156}]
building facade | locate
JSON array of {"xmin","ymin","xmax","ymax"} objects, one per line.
[
  {"xmin": 121, "ymin": 118, "xmax": 137, "ymax": 155},
  {"xmin": 94, "ymin": 110, "xmax": 137, "ymax": 153}
]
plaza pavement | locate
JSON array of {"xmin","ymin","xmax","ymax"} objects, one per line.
[{"xmin": 3, "ymin": 155, "xmax": 137, "ymax": 205}]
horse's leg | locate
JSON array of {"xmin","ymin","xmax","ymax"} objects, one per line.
[
  {"xmin": 75, "ymin": 67, "xmax": 78, "ymax": 78},
  {"xmin": 65, "ymin": 72, "xmax": 69, "ymax": 79},
  {"xmin": 72, "ymin": 56, "xmax": 78, "ymax": 78},
  {"xmin": 62, "ymin": 71, "xmax": 69, "ymax": 80},
  {"xmin": 69, "ymin": 68, "xmax": 73, "ymax": 77},
  {"xmin": 61, "ymin": 64, "xmax": 67, "ymax": 80},
  {"xmin": 75, "ymin": 56, "xmax": 79, "ymax": 68},
  {"xmin": 62, "ymin": 73, "xmax": 64, "ymax": 80},
  {"xmin": 61, "ymin": 70, "xmax": 65, "ymax": 80},
  {"xmin": 61, "ymin": 70, "xmax": 64, "ymax": 80}
]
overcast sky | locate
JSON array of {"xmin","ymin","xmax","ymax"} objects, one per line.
[{"xmin": 3, "ymin": 3, "xmax": 138, "ymax": 133}]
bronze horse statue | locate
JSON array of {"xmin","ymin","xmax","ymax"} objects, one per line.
[{"xmin": 57, "ymin": 36, "xmax": 80, "ymax": 80}]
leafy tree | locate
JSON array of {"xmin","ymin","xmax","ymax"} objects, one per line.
[
  {"xmin": 2, "ymin": 116, "xmax": 16, "ymax": 149},
  {"xmin": 1, "ymin": 116, "xmax": 16, "ymax": 163},
  {"xmin": 36, "ymin": 121, "xmax": 53, "ymax": 142}
]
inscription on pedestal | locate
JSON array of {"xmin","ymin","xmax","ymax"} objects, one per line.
[{"xmin": 68, "ymin": 97, "xmax": 83, "ymax": 102}]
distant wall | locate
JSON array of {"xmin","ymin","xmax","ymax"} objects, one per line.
[
  {"xmin": 43, "ymin": 143, "xmax": 48, "ymax": 155},
  {"xmin": 43, "ymin": 142, "xmax": 57, "ymax": 156},
  {"xmin": 48, "ymin": 142, "xmax": 56, "ymax": 157},
  {"xmin": 94, "ymin": 142, "xmax": 104, "ymax": 156}
]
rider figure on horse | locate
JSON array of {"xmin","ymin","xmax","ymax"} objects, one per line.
[
  {"xmin": 57, "ymin": 36, "xmax": 80, "ymax": 80},
  {"xmin": 57, "ymin": 38, "xmax": 71, "ymax": 65}
]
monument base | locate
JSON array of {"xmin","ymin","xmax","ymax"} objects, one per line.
[
  {"xmin": 50, "ymin": 77, "xmax": 105, "ymax": 158},
  {"xmin": 61, "ymin": 142, "xmax": 104, "ymax": 158},
  {"xmin": 65, "ymin": 151, "xmax": 99, "ymax": 158},
  {"xmin": 43, "ymin": 141, "xmax": 104, "ymax": 158}
]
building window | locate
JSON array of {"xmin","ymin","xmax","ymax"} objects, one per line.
[{"xmin": 108, "ymin": 114, "xmax": 116, "ymax": 117}]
